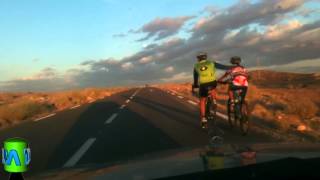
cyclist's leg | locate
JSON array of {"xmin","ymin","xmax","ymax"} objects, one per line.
[
  {"xmin": 229, "ymin": 84, "xmax": 236, "ymax": 111},
  {"xmin": 208, "ymin": 81, "xmax": 218, "ymax": 104},
  {"xmin": 199, "ymin": 84, "xmax": 208, "ymax": 121},
  {"xmin": 200, "ymin": 97, "xmax": 206, "ymax": 119},
  {"xmin": 228, "ymin": 84, "xmax": 235, "ymax": 103},
  {"xmin": 240, "ymin": 86, "xmax": 248, "ymax": 104}
]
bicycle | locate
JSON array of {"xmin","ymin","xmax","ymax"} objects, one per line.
[
  {"xmin": 192, "ymin": 85, "xmax": 217, "ymax": 129},
  {"xmin": 227, "ymin": 88, "xmax": 250, "ymax": 135},
  {"xmin": 192, "ymin": 84, "xmax": 225, "ymax": 154}
]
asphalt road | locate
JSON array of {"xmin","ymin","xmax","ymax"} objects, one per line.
[{"xmin": 0, "ymin": 87, "xmax": 277, "ymax": 178}]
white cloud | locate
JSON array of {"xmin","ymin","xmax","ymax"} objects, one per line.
[
  {"xmin": 249, "ymin": 57, "xmax": 320, "ymax": 73},
  {"xmin": 160, "ymin": 72, "xmax": 191, "ymax": 82},
  {"xmin": 139, "ymin": 56, "xmax": 153, "ymax": 64},
  {"xmin": 19, "ymin": 68, "xmax": 58, "ymax": 80},
  {"xmin": 264, "ymin": 19, "xmax": 303, "ymax": 40},
  {"xmin": 136, "ymin": 16, "xmax": 194, "ymax": 41},
  {"xmin": 164, "ymin": 66, "xmax": 174, "ymax": 73},
  {"xmin": 121, "ymin": 62, "xmax": 134, "ymax": 70}
]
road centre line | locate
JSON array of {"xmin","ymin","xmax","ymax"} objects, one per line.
[
  {"xmin": 216, "ymin": 111, "xmax": 228, "ymax": 120},
  {"xmin": 34, "ymin": 113, "xmax": 56, "ymax": 122},
  {"xmin": 177, "ymin": 96, "xmax": 183, "ymax": 99},
  {"xmin": 187, "ymin": 100, "xmax": 197, "ymax": 106},
  {"xmin": 126, "ymin": 99, "xmax": 130, "ymax": 104},
  {"xmin": 70, "ymin": 105, "xmax": 80, "ymax": 109},
  {"xmin": 105, "ymin": 113, "xmax": 118, "ymax": 124},
  {"xmin": 63, "ymin": 138, "xmax": 96, "ymax": 167},
  {"xmin": 120, "ymin": 104, "xmax": 126, "ymax": 109}
]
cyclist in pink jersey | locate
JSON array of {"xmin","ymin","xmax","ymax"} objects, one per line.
[{"xmin": 218, "ymin": 56, "xmax": 249, "ymax": 106}]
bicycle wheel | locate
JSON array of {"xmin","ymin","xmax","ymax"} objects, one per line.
[
  {"xmin": 240, "ymin": 101, "xmax": 250, "ymax": 135},
  {"xmin": 227, "ymin": 99, "xmax": 235, "ymax": 128}
]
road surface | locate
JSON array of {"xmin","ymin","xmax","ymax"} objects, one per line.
[{"xmin": 0, "ymin": 87, "xmax": 276, "ymax": 178}]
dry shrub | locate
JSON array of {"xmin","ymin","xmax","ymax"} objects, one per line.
[
  {"xmin": 0, "ymin": 100, "xmax": 52, "ymax": 123},
  {"xmin": 285, "ymin": 96, "xmax": 318, "ymax": 119},
  {"xmin": 0, "ymin": 87, "xmax": 127, "ymax": 129}
]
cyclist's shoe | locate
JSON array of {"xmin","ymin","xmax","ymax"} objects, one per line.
[{"xmin": 201, "ymin": 117, "xmax": 208, "ymax": 129}]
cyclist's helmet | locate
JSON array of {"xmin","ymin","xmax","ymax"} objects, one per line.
[
  {"xmin": 197, "ymin": 52, "xmax": 207, "ymax": 61},
  {"xmin": 230, "ymin": 56, "xmax": 241, "ymax": 65}
]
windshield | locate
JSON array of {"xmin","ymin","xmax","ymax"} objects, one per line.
[{"xmin": 0, "ymin": 0, "xmax": 319, "ymax": 179}]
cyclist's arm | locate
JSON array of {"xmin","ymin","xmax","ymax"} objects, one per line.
[
  {"xmin": 218, "ymin": 72, "xmax": 229, "ymax": 82},
  {"xmin": 193, "ymin": 67, "xmax": 199, "ymax": 87},
  {"xmin": 214, "ymin": 62, "xmax": 233, "ymax": 70}
]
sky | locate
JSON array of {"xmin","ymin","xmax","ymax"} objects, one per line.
[{"xmin": 0, "ymin": 0, "xmax": 319, "ymax": 92}]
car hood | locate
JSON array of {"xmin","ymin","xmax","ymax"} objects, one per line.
[{"xmin": 28, "ymin": 143, "xmax": 320, "ymax": 180}]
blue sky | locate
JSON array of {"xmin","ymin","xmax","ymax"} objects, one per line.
[
  {"xmin": 0, "ymin": 0, "xmax": 237, "ymax": 80},
  {"xmin": 0, "ymin": 0, "xmax": 319, "ymax": 91}
]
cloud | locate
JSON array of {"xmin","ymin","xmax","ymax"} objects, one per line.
[
  {"xmin": 203, "ymin": 5, "xmax": 220, "ymax": 15},
  {"xmin": 19, "ymin": 67, "xmax": 58, "ymax": 80},
  {"xmin": 249, "ymin": 57, "xmax": 320, "ymax": 73},
  {"xmin": 121, "ymin": 62, "xmax": 134, "ymax": 70},
  {"xmin": 135, "ymin": 16, "xmax": 194, "ymax": 41},
  {"xmin": 295, "ymin": 6, "xmax": 320, "ymax": 17},
  {"xmin": 139, "ymin": 56, "xmax": 153, "ymax": 64},
  {"xmin": 164, "ymin": 66, "xmax": 174, "ymax": 73},
  {"xmin": 160, "ymin": 72, "xmax": 192, "ymax": 82},
  {"xmin": 1, "ymin": 0, "xmax": 319, "ymax": 92},
  {"xmin": 191, "ymin": 0, "xmax": 305, "ymax": 38},
  {"xmin": 0, "ymin": 67, "xmax": 75, "ymax": 92}
]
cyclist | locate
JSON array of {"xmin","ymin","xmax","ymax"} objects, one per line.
[
  {"xmin": 192, "ymin": 52, "xmax": 231, "ymax": 128},
  {"xmin": 218, "ymin": 56, "xmax": 249, "ymax": 111}
]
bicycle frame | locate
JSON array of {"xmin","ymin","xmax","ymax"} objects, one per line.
[
  {"xmin": 192, "ymin": 86, "xmax": 217, "ymax": 129},
  {"xmin": 233, "ymin": 89, "xmax": 243, "ymax": 119}
]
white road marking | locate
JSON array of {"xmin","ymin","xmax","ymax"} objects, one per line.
[
  {"xmin": 70, "ymin": 105, "xmax": 80, "ymax": 109},
  {"xmin": 132, "ymin": 89, "xmax": 140, "ymax": 97},
  {"xmin": 130, "ymin": 96, "xmax": 134, "ymax": 99},
  {"xmin": 63, "ymin": 138, "xmax": 96, "ymax": 167},
  {"xmin": 187, "ymin": 98, "xmax": 229, "ymax": 121},
  {"xmin": 216, "ymin": 111, "xmax": 228, "ymax": 120},
  {"xmin": 177, "ymin": 96, "xmax": 183, "ymax": 99},
  {"xmin": 105, "ymin": 113, "xmax": 118, "ymax": 124},
  {"xmin": 120, "ymin": 104, "xmax": 126, "ymax": 109},
  {"xmin": 126, "ymin": 99, "xmax": 130, "ymax": 104},
  {"xmin": 34, "ymin": 113, "xmax": 56, "ymax": 122},
  {"xmin": 187, "ymin": 100, "xmax": 197, "ymax": 106}
]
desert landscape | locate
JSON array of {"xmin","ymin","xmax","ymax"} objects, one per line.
[
  {"xmin": 0, "ymin": 87, "xmax": 127, "ymax": 128},
  {"xmin": 0, "ymin": 70, "xmax": 319, "ymax": 142}
]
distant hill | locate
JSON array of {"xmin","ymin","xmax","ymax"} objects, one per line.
[{"xmin": 249, "ymin": 70, "xmax": 320, "ymax": 88}]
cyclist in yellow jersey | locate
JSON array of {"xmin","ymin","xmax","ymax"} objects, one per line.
[{"xmin": 192, "ymin": 52, "xmax": 231, "ymax": 127}]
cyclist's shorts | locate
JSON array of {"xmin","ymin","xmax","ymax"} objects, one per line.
[
  {"xmin": 229, "ymin": 84, "xmax": 248, "ymax": 102},
  {"xmin": 199, "ymin": 81, "xmax": 217, "ymax": 97}
]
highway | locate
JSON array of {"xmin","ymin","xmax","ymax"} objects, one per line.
[{"xmin": 0, "ymin": 87, "xmax": 277, "ymax": 178}]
